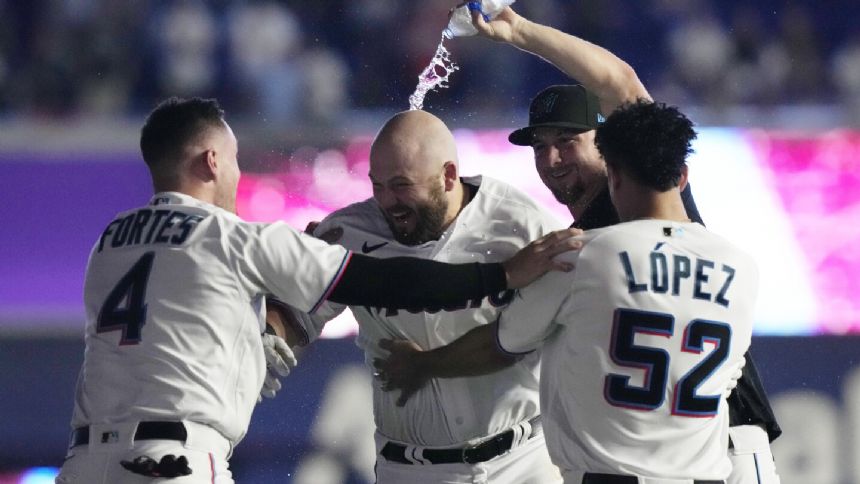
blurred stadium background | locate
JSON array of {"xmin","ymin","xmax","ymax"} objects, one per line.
[{"xmin": 1, "ymin": 0, "xmax": 859, "ymax": 483}]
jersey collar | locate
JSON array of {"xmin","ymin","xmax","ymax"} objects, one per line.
[{"xmin": 149, "ymin": 191, "xmax": 233, "ymax": 217}]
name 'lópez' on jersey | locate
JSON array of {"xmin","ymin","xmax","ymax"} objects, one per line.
[{"xmin": 619, "ymin": 247, "xmax": 737, "ymax": 307}]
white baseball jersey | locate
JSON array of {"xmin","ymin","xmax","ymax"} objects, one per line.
[
  {"xmin": 303, "ymin": 175, "xmax": 565, "ymax": 446},
  {"xmin": 497, "ymin": 220, "xmax": 758, "ymax": 480},
  {"xmin": 71, "ymin": 191, "xmax": 351, "ymax": 446}
]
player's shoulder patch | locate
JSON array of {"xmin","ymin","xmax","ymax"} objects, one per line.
[{"xmin": 316, "ymin": 199, "xmax": 391, "ymax": 247}]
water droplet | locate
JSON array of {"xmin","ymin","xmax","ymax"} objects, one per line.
[{"xmin": 408, "ymin": 35, "xmax": 460, "ymax": 111}]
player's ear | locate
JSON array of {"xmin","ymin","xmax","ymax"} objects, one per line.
[
  {"xmin": 677, "ymin": 164, "xmax": 689, "ymax": 191},
  {"xmin": 190, "ymin": 149, "xmax": 217, "ymax": 182},
  {"xmin": 442, "ymin": 161, "xmax": 458, "ymax": 191},
  {"xmin": 203, "ymin": 149, "xmax": 219, "ymax": 181}
]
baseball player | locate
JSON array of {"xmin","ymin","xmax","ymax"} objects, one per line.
[
  {"xmin": 502, "ymin": 99, "xmax": 757, "ymax": 482},
  {"xmin": 384, "ymin": 99, "xmax": 759, "ymax": 483},
  {"xmin": 56, "ymin": 97, "xmax": 578, "ymax": 484},
  {"xmin": 515, "ymin": 85, "xmax": 779, "ymax": 484},
  {"xmin": 279, "ymin": 109, "xmax": 565, "ymax": 483}
]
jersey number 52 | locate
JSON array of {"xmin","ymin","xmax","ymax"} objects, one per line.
[
  {"xmin": 604, "ymin": 308, "xmax": 731, "ymax": 417},
  {"xmin": 96, "ymin": 252, "xmax": 155, "ymax": 345}
]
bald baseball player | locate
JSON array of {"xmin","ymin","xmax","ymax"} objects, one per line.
[
  {"xmin": 279, "ymin": 109, "xmax": 565, "ymax": 483},
  {"xmin": 56, "ymin": 97, "xmax": 579, "ymax": 484},
  {"xmin": 378, "ymin": 5, "xmax": 781, "ymax": 483}
]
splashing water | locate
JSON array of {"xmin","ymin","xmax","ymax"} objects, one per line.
[{"xmin": 408, "ymin": 35, "xmax": 459, "ymax": 111}]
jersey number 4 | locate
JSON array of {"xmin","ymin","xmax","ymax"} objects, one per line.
[
  {"xmin": 604, "ymin": 308, "xmax": 731, "ymax": 417},
  {"xmin": 96, "ymin": 252, "xmax": 155, "ymax": 345}
]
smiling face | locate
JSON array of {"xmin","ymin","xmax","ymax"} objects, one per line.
[
  {"xmin": 369, "ymin": 163, "xmax": 449, "ymax": 246},
  {"xmin": 368, "ymin": 110, "xmax": 459, "ymax": 246},
  {"xmin": 531, "ymin": 127, "xmax": 608, "ymax": 211}
]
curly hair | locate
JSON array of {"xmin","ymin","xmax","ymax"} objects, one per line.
[
  {"xmin": 140, "ymin": 97, "xmax": 226, "ymax": 170},
  {"xmin": 594, "ymin": 99, "xmax": 697, "ymax": 191}
]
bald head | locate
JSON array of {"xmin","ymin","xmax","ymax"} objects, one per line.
[
  {"xmin": 370, "ymin": 110, "xmax": 458, "ymax": 176},
  {"xmin": 369, "ymin": 110, "xmax": 464, "ymax": 246}
]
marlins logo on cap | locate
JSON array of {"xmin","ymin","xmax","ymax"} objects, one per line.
[
  {"xmin": 537, "ymin": 92, "xmax": 560, "ymax": 116},
  {"xmin": 509, "ymin": 85, "xmax": 604, "ymax": 146}
]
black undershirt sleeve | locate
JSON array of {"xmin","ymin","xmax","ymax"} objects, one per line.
[
  {"xmin": 327, "ymin": 253, "xmax": 508, "ymax": 311},
  {"xmin": 728, "ymin": 353, "xmax": 783, "ymax": 441}
]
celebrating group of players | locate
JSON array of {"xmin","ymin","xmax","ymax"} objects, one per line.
[{"xmin": 57, "ymin": 4, "xmax": 782, "ymax": 484}]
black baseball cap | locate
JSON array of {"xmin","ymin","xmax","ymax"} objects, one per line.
[{"xmin": 508, "ymin": 85, "xmax": 604, "ymax": 146}]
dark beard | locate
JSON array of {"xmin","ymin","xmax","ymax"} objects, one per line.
[{"xmin": 384, "ymin": 184, "xmax": 449, "ymax": 246}]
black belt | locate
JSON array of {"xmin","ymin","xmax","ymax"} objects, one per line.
[
  {"xmin": 380, "ymin": 416, "xmax": 540, "ymax": 465},
  {"xmin": 582, "ymin": 473, "xmax": 723, "ymax": 484},
  {"xmin": 70, "ymin": 421, "xmax": 188, "ymax": 448}
]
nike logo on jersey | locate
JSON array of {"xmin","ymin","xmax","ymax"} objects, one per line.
[{"xmin": 361, "ymin": 241, "xmax": 388, "ymax": 253}]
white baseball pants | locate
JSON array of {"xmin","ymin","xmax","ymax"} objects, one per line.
[
  {"xmin": 727, "ymin": 425, "xmax": 781, "ymax": 484},
  {"xmin": 56, "ymin": 421, "xmax": 233, "ymax": 484}
]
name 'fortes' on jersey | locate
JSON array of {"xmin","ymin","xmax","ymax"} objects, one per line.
[
  {"xmin": 619, "ymin": 244, "xmax": 736, "ymax": 307},
  {"xmin": 97, "ymin": 208, "xmax": 203, "ymax": 252}
]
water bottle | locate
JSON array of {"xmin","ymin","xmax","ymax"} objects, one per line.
[{"xmin": 443, "ymin": 0, "xmax": 517, "ymax": 39}]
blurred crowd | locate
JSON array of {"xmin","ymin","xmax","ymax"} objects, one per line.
[{"xmin": 0, "ymin": 0, "xmax": 858, "ymax": 124}]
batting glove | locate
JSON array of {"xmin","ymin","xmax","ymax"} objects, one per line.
[{"xmin": 260, "ymin": 333, "xmax": 297, "ymax": 400}]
